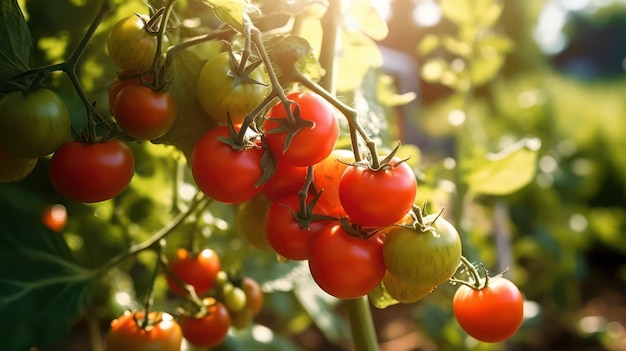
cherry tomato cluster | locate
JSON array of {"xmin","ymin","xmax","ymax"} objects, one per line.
[{"xmin": 103, "ymin": 248, "xmax": 264, "ymax": 350}]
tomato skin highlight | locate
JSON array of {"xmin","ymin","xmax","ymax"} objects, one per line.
[
  {"xmin": 0, "ymin": 89, "xmax": 71, "ymax": 158},
  {"xmin": 166, "ymin": 248, "xmax": 221, "ymax": 296},
  {"xmin": 313, "ymin": 149, "xmax": 355, "ymax": 210},
  {"xmin": 453, "ymin": 277, "xmax": 524, "ymax": 343},
  {"xmin": 308, "ymin": 224, "xmax": 386, "ymax": 299},
  {"xmin": 339, "ymin": 160, "xmax": 417, "ymax": 228},
  {"xmin": 49, "ymin": 139, "xmax": 134, "ymax": 203},
  {"xmin": 191, "ymin": 126, "xmax": 265, "ymax": 204},
  {"xmin": 113, "ymin": 85, "xmax": 176, "ymax": 140},
  {"xmin": 103, "ymin": 311, "xmax": 182, "ymax": 351},
  {"xmin": 180, "ymin": 298, "xmax": 231, "ymax": 348},
  {"xmin": 264, "ymin": 92, "xmax": 339, "ymax": 167}
]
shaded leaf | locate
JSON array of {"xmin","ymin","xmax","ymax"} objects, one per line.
[
  {"xmin": 266, "ymin": 35, "xmax": 323, "ymax": 81},
  {"xmin": 0, "ymin": 0, "xmax": 32, "ymax": 82},
  {"xmin": 0, "ymin": 202, "xmax": 95, "ymax": 351},
  {"xmin": 465, "ymin": 138, "xmax": 541, "ymax": 195}
]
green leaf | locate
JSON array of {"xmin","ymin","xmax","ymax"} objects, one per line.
[
  {"xmin": 465, "ymin": 138, "xmax": 541, "ymax": 196},
  {"xmin": 266, "ymin": 35, "xmax": 323, "ymax": 81},
  {"xmin": 440, "ymin": 0, "xmax": 474, "ymax": 24},
  {"xmin": 349, "ymin": 0, "xmax": 389, "ymax": 41},
  {"xmin": 0, "ymin": 0, "xmax": 32, "ymax": 81},
  {"xmin": 200, "ymin": 0, "xmax": 260, "ymax": 32},
  {"xmin": 0, "ymin": 202, "xmax": 95, "ymax": 351},
  {"xmin": 336, "ymin": 30, "xmax": 382, "ymax": 92}
]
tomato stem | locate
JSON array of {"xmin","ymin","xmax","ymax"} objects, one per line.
[
  {"xmin": 141, "ymin": 239, "xmax": 165, "ymax": 329},
  {"xmin": 96, "ymin": 192, "xmax": 208, "ymax": 275},
  {"xmin": 345, "ymin": 297, "xmax": 381, "ymax": 351},
  {"xmin": 159, "ymin": 253, "xmax": 205, "ymax": 308}
]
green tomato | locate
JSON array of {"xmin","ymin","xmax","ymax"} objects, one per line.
[
  {"xmin": 196, "ymin": 51, "xmax": 269, "ymax": 125},
  {"xmin": 382, "ymin": 214, "xmax": 462, "ymax": 287},
  {"xmin": 382, "ymin": 271, "xmax": 436, "ymax": 304},
  {"xmin": 222, "ymin": 282, "xmax": 247, "ymax": 313},
  {"xmin": 0, "ymin": 89, "xmax": 71, "ymax": 158},
  {"xmin": 0, "ymin": 143, "xmax": 37, "ymax": 183},
  {"xmin": 107, "ymin": 15, "xmax": 163, "ymax": 71}
]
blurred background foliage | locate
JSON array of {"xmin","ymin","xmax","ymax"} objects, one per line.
[{"xmin": 1, "ymin": 0, "xmax": 626, "ymax": 350}]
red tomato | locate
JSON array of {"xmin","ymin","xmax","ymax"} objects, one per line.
[
  {"xmin": 166, "ymin": 248, "xmax": 221, "ymax": 296},
  {"xmin": 453, "ymin": 277, "xmax": 524, "ymax": 343},
  {"xmin": 262, "ymin": 160, "xmax": 308, "ymax": 201},
  {"xmin": 49, "ymin": 139, "xmax": 134, "ymax": 203},
  {"xmin": 308, "ymin": 224, "xmax": 386, "ymax": 299},
  {"xmin": 180, "ymin": 298, "xmax": 231, "ymax": 348},
  {"xmin": 191, "ymin": 126, "xmax": 265, "ymax": 204},
  {"xmin": 41, "ymin": 204, "xmax": 67, "ymax": 232},
  {"xmin": 264, "ymin": 194, "xmax": 334, "ymax": 260},
  {"xmin": 313, "ymin": 149, "xmax": 355, "ymax": 210},
  {"xmin": 108, "ymin": 72, "xmax": 153, "ymax": 110},
  {"xmin": 113, "ymin": 84, "xmax": 176, "ymax": 140},
  {"xmin": 339, "ymin": 159, "xmax": 417, "ymax": 227},
  {"xmin": 104, "ymin": 311, "xmax": 182, "ymax": 351},
  {"xmin": 264, "ymin": 92, "xmax": 339, "ymax": 167}
]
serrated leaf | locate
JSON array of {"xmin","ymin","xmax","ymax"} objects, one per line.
[
  {"xmin": 200, "ymin": 0, "xmax": 259, "ymax": 32},
  {"xmin": 349, "ymin": 0, "xmax": 388, "ymax": 41},
  {"xmin": 336, "ymin": 30, "xmax": 382, "ymax": 92},
  {"xmin": 465, "ymin": 138, "xmax": 541, "ymax": 196},
  {"xmin": 0, "ymin": 203, "xmax": 95, "ymax": 351},
  {"xmin": 266, "ymin": 35, "xmax": 323, "ymax": 81},
  {"xmin": 0, "ymin": 0, "xmax": 32, "ymax": 81}
]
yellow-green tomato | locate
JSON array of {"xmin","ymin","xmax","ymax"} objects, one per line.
[
  {"xmin": 197, "ymin": 51, "xmax": 269, "ymax": 125},
  {"xmin": 383, "ymin": 215, "xmax": 462, "ymax": 287},
  {"xmin": 0, "ymin": 144, "xmax": 37, "ymax": 183},
  {"xmin": 0, "ymin": 89, "xmax": 70, "ymax": 158},
  {"xmin": 107, "ymin": 15, "xmax": 161, "ymax": 71},
  {"xmin": 382, "ymin": 271, "xmax": 436, "ymax": 304},
  {"xmin": 222, "ymin": 282, "xmax": 247, "ymax": 313}
]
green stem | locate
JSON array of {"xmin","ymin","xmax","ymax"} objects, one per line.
[
  {"xmin": 96, "ymin": 192, "xmax": 207, "ymax": 275},
  {"xmin": 318, "ymin": 0, "xmax": 341, "ymax": 94},
  {"xmin": 346, "ymin": 297, "xmax": 380, "ymax": 351}
]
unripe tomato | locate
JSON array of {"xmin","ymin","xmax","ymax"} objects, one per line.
[
  {"xmin": 0, "ymin": 89, "xmax": 70, "ymax": 158},
  {"xmin": 382, "ymin": 271, "xmax": 436, "ymax": 303},
  {"xmin": 453, "ymin": 277, "xmax": 524, "ymax": 343},
  {"xmin": 107, "ymin": 15, "xmax": 161, "ymax": 71},
  {"xmin": 0, "ymin": 143, "xmax": 37, "ymax": 183},
  {"xmin": 104, "ymin": 311, "xmax": 182, "ymax": 351},
  {"xmin": 222, "ymin": 283, "xmax": 247, "ymax": 313},
  {"xmin": 236, "ymin": 194, "xmax": 274, "ymax": 251},
  {"xmin": 383, "ymin": 215, "xmax": 461, "ymax": 286},
  {"xmin": 197, "ymin": 51, "xmax": 269, "ymax": 125}
]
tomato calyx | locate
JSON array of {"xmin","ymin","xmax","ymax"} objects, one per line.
[
  {"xmin": 130, "ymin": 310, "xmax": 166, "ymax": 331},
  {"xmin": 450, "ymin": 255, "xmax": 511, "ymax": 291},
  {"xmin": 263, "ymin": 100, "xmax": 316, "ymax": 154}
]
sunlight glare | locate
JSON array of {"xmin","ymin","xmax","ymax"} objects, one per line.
[{"xmin": 412, "ymin": 1, "xmax": 441, "ymax": 27}]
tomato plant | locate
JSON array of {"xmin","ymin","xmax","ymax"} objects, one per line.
[
  {"xmin": 49, "ymin": 139, "xmax": 134, "ymax": 203},
  {"xmin": 107, "ymin": 15, "xmax": 160, "ymax": 72},
  {"xmin": 264, "ymin": 194, "xmax": 334, "ymax": 260},
  {"xmin": 108, "ymin": 72, "xmax": 153, "ymax": 110},
  {"xmin": 179, "ymin": 298, "xmax": 231, "ymax": 348},
  {"xmin": 0, "ymin": 89, "xmax": 70, "ymax": 158},
  {"xmin": 453, "ymin": 277, "xmax": 525, "ymax": 343},
  {"xmin": 191, "ymin": 126, "xmax": 265, "ymax": 204},
  {"xmin": 166, "ymin": 248, "xmax": 221, "ymax": 296},
  {"xmin": 197, "ymin": 51, "xmax": 269, "ymax": 125},
  {"xmin": 308, "ymin": 224, "xmax": 386, "ymax": 299},
  {"xmin": 241, "ymin": 277, "xmax": 263, "ymax": 316},
  {"xmin": 382, "ymin": 271, "xmax": 435, "ymax": 304},
  {"xmin": 0, "ymin": 143, "xmax": 37, "ymax": 183},
  {"xmin": 112, "ymin": 84, "xmax": 176, "ymax": 140},
  {"xmin": 103, "ymin": 311, "xmax": 182, "ymax": 351},
  {"xmin": 264, "ymin": 92, "xmax": 340, "ymax": 167},
  {"xmin": 339, "ymin": 159, "xmax": 417, "ymax": 228},
  {"xmin": 383, "ymin": 214, "xmax": 461, "ymax": 286}
]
